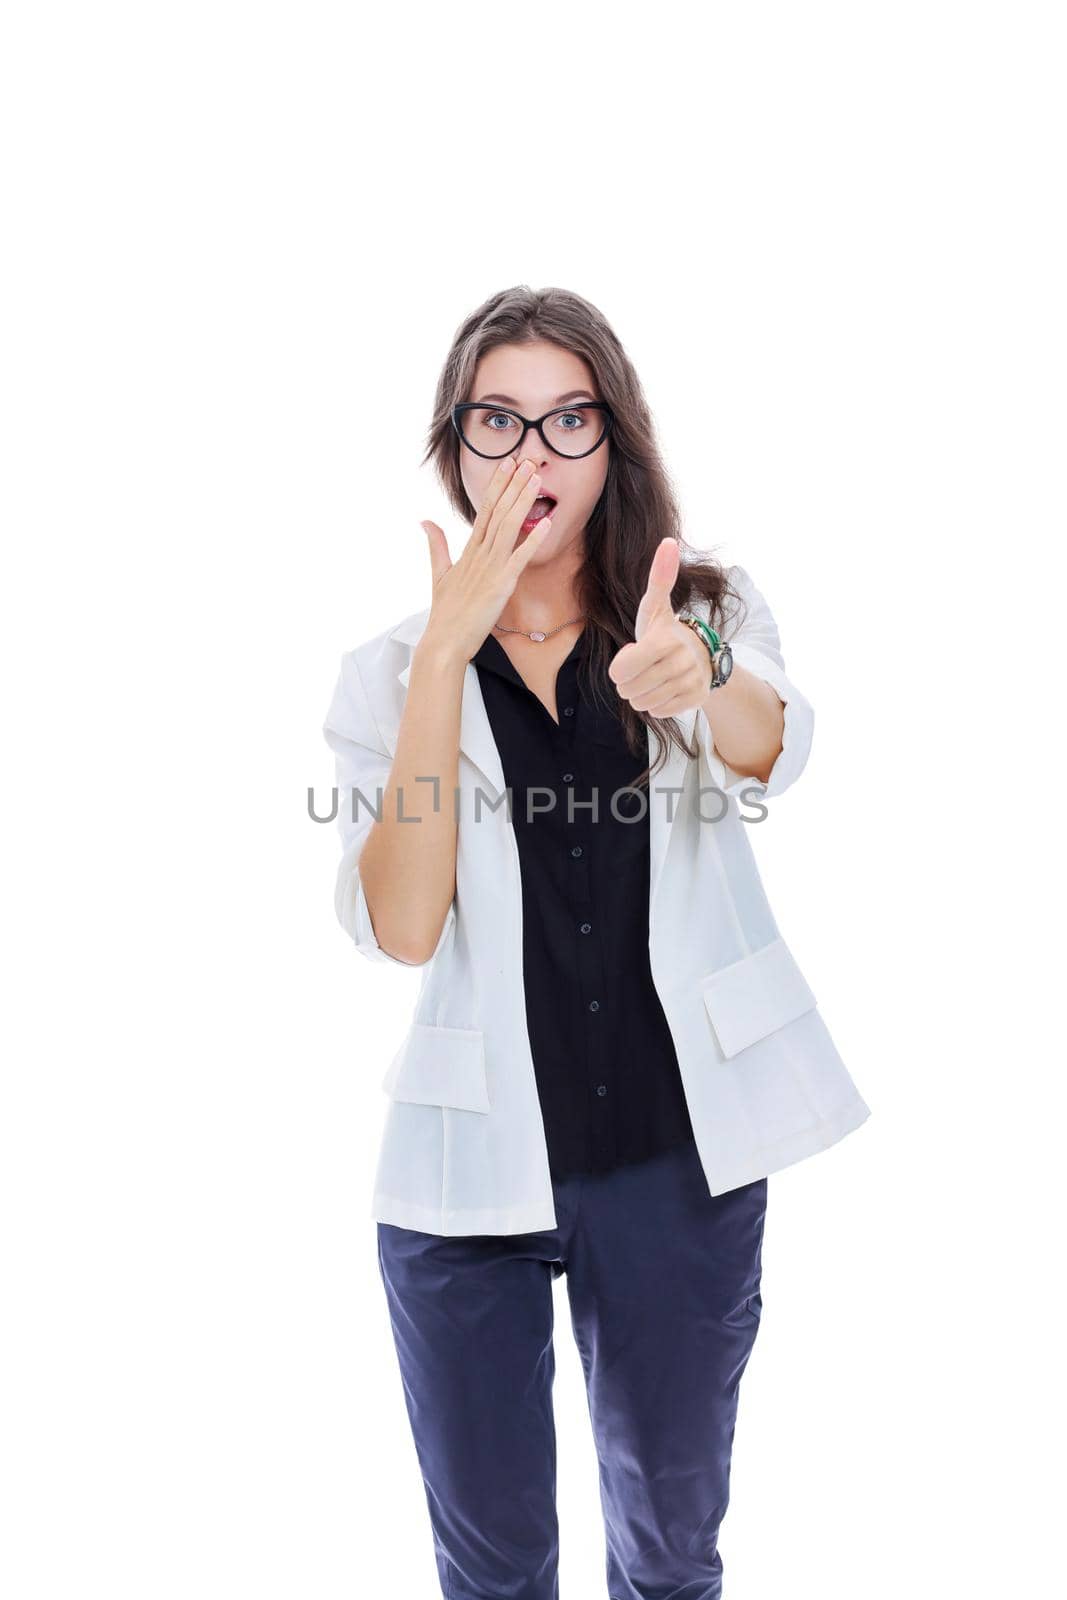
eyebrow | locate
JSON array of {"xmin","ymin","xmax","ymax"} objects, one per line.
[{"xmin": 473, "ymin": 389, "xmax": 598, "ymax": 407}]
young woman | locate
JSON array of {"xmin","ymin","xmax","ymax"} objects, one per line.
[{"xmin": 322, "ymin": 285, "xmax": 871, "ymax": 1599}]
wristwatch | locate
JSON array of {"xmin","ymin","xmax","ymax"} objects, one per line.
[{"xmin": 680, "ymin": 614, "xmax": 734, "ymax": 689}]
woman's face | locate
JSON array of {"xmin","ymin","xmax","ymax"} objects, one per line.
[{"xmin": 459, "ymin": 340, "xmax": 610, "ymax": 565}]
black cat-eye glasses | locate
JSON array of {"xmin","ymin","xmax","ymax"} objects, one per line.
[{"xmin": 451, "ymin": 401, "xmax": 614, "ymax": 461}]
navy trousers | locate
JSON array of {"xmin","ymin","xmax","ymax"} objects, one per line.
[{"xmin": 376, "ymin": 1137, "xmax": 767, "ymax": 1600}]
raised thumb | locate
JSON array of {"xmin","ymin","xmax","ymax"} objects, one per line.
[{"xmin": 635, "ymin": 537, "xmax": 680, "ymax": 638}]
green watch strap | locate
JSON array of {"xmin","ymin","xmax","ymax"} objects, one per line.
[
  {"xmin": 686, "ymin": 616, "xmax": 722, "ymax": 656},
  {"xmin": 681, "ymin": 614, "xmax": 729, "ymax": 690}
]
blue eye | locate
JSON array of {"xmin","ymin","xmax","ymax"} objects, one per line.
[{"xmin": 485, "ymin": 413, "xmax": 515, "ymax": 431}]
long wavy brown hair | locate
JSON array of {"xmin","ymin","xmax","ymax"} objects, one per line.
[{"xmin": 419, "ymin": 284, "xmax": 746, "ymax": 788}]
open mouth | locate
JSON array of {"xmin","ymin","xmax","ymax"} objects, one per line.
[{"xmin": 521, "ymin": 493, "xmax": 558, "ymax": 530}]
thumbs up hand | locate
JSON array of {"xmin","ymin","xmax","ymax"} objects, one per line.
[{"xmin": 608, "ymin": 537, "xmax": 713, "ymax": 718}]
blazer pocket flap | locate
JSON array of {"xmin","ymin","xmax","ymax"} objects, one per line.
[
  {"xmin": 701, "ymin": 936, "xmax": 817, "ymax": 1058},
  {"xmin": 381, "ymin": 1021, "xmax": 490, "ymax": 1113}
]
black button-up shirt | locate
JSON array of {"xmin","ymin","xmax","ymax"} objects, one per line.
[{"xmin": 473, "ymin": 625, "xmax": 696, "ymax": 1181}]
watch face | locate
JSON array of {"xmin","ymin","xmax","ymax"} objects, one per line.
[{"xmin": 716, "ymin": 644, "xmax": 734, "ymax": 685}]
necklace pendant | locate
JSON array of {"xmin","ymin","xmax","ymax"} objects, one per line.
[{"xmin": 529, "ymin": 630, "xmax": 547, "ymax": 642}]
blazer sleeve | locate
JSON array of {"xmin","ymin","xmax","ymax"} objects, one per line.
[
  {"xmin": 321, "ymin": 649, "xmax": 456, "ymax": 967},
  {"xmin": 695, "ymin": 564, "xmax": 815, "ymax": 801}
]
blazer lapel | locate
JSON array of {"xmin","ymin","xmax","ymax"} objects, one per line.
[
  {"xmin": 385, "ymin": 606, "xmax": 695, "ymax": 913},
  {"xmin": 647, "ymin": 704, "xmax": 696, "ymax": 918}
]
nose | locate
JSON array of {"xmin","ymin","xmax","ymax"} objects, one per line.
[{"xmin": 512, "ymin": 440, "xmax": 550, "ymax": 471}]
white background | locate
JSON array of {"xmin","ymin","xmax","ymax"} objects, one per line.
[{"xmin": 3, "ymin": 3, "xmax": 1064, "ymax": 1596}]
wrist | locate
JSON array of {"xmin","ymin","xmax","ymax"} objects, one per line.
[{"xmin": 412, "ymin": 630, "xmax": 470, "ymax": 680}]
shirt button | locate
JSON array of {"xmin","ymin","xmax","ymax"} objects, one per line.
[
  {"xmin": 596, "ymin": 1083, "xmax": 608, "ymax": 1097},
  {"xmin": 563, "ymin": 772, "xmax": 574, "ymax": 783},
  {"xmin": 571, "ymin": 845, "xmax": 583, "ymax": 859},
  {"xmin": 580, "ymin": 922, "xmax": 592, "ymax": 935},
  {"xmin": 588, "ymin": 999, "xmax": 600, "ymax": 1012},
  {"xmin": 563, "ymin": 706, "xmax": 575, "ymax": 717}
]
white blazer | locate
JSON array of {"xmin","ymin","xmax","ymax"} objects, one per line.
[{"xmin": 322, "ymin": 565, "xmax": 871, "ymax": 1236}]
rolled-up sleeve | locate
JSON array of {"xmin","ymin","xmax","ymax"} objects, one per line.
[
  {"xmin": 322, "ymin": 651, "xmax": 455, "ymax": 967},
  {"xmin": 694, "ymin": 565, "xmax": 815, "ymax": 802}
]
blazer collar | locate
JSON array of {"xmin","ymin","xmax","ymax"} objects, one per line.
[{"xmin": 385, "ymin": 606, "xmax": 700, "ymax": 916}]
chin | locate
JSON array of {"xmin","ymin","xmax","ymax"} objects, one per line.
[{"xmin": 527, "ymin": 520, "xmax": 575, "ymax": 560}]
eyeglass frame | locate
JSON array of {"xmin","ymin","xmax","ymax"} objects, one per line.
[{"xmin": 450, "ymin": 401, "xmax": 615, "ymax": 461}]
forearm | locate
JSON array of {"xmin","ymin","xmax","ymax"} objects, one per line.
[
  {"xmin": 698, "ymin": 663, "xmax": 784, "ymax": 788},
  {"xmin": 357, "ymin": 637, "xmax": 467, "ymax": 964}
]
